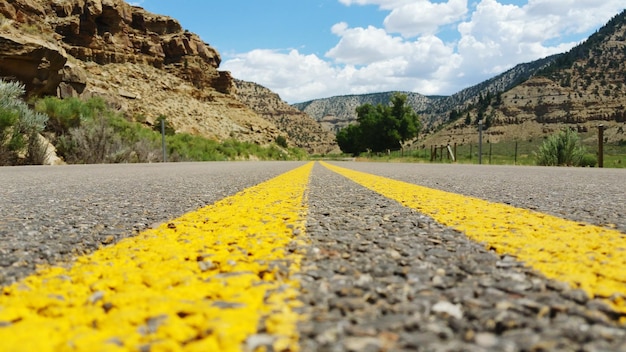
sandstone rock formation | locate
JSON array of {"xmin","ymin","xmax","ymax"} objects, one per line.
[
  {"xmin": 0, "ymin": 0, "xmax": 333, "ymax": 148},
  {"xmin": 234, "ymin": 80, "xmax": 339, "ymax": 154}
]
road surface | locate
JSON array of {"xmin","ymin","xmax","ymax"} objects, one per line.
[{"xmin": 0, "ymin": 161, "xmax": 624, "ymax": 351}]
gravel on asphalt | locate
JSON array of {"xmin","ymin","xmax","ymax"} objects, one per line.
[
  {"xmin": 0, "ymin": 162, "xmax": 306, "ymax": 285},
  {"xmin": 298, "ymin": 163, "xmax": 626, "ymax": 351},
  {"xmin": 1, "ymin": 161, "xmax": 625, "ymax": 351}
]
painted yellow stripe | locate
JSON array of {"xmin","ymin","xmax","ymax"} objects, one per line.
[
  {"xmin": 321, "ymin": 162, "xmax": 626, "ymax": 319},
  {"xmin": 0, "ymin": 162, "xmax": 314, "ymax": 352}
]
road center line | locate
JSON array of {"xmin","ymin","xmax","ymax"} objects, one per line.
[
  {"xmin": 321, "ymin": 161, "xmax": 626, "ymax": 321},
  {"xmin": 0, "ymin": 162, "xmax": 314, "ymax": 352}
]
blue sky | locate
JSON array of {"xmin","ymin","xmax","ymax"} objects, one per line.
[
  {"xmin": 133, "ymin": 1, "xmax": 625, "ymax": 103},
  {"xmin": 136, "ymin": 1, "xmax": 387, "ymax": 57}
]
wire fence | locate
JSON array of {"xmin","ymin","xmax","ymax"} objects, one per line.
[{"xmin": 364, "ymin": 139, "xmax": 626, "ymax": 167}]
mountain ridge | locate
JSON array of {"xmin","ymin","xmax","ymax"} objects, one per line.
[
  {"xmin": 293, "ymin": 54, "xmax": 561, "ymax": 133},
  {"xmin": 293, "ymin": 9, "xmax": 626, "ymax": 147}
]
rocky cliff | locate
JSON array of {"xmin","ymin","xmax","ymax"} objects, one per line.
[
  {"xmin": 0, "ymin": 0, "xmax": 332, "ymax": 149},
  {"xmin": 234, "ymin": 80, "xmax": 339, "ymax": 154}
]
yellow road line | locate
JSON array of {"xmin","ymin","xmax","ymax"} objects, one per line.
[
  {"xmin": 321, "ymin": 162, "xmax": 626, "ymax": 319},
  {"xmin": 0, "ymin": 162, "xmax": 314, "ymax": 352}
]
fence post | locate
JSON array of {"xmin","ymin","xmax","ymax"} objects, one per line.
[
  {"xmin": 454, "ymin": 143, "xmax": 457, "ymax": 161},
  {"xmin": 478, "ymin": 120, "xmax": 483, "ymax": 165},
  {"xmin": 598, "ymin": 124, "xmax": 604, "ymax": 168},
  {"xmin": 447, "ymin": 144, "xmax": 456, "ymax": 162}
]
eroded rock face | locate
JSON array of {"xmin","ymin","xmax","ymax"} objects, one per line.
[
  {"xmin": 1, "ymin": 0, "xmax": 224, "ymax": 94},
  {"xmin": 235, "ymin": 80, "xmax": 340, "ymax": 154},
  {"xmin": 0, "ymin": 33, "xmax": 67, "ymax": 96},
  {"xmin": 0, "ymin": 0, "xmax": 335, "ymax": 150},
  {"xmin": 49, "ymin": 0, "xmax": 220, "ymax": 70}
]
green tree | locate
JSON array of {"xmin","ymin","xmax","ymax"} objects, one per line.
[
  {"xmin": 336, "ymin": 124, "xmax": 364, "ymax": 155},
  {"xmin": 336, "ymin": 93, "xmax": 421, "ymax": 155},
  {"xmin": 464, "ymin": 112, "xmax": 472, "ymax": 125}
]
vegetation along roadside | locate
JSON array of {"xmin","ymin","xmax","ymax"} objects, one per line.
[{"xmin": 0, "ymin": 79, "xmax": 306, "ymax": 166}]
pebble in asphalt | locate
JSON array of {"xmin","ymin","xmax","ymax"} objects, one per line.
[{"xmin": 298, "ymin": 163, "xmax": 626, "ymax": 351}]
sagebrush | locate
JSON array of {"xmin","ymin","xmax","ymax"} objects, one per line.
[
  {"xmin": 535, "ymin": 129, "xmax": 594, "ymax": 166},
  {"xmin": 0, "ymin": 79, "xmax": 49, "ymax": 165}
]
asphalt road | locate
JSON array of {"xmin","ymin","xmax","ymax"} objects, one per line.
[
  {"xmin": 0, "ymin": 162, "xmax": 308, "ymax": 284},
  {"xmin": 0, "ymin": 161, "xmax": 625, "ymax": 351}
]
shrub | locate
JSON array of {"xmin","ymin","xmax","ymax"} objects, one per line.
[
  {"xmin": 14, "ymin": 92, "xmax": 309, "ymax": 164},
  {"xmin": 275, "ymin": 135, "xmax": 288, "ymax": 148},
  {"xmin": 579, "ymin": 153, "xmax": 598, "ymax": 167},
  {"xmin": 0, "ymin": 79, "xmax": 48, "ymax": 165},
  {"xmin": 535, "ymin": 129, "xmax": 588, "ymax": 166},
  {"xmin": 26, "ymin": 134, "xmax": 50, "ymax": 165},
  {"xmin": 35, "ymin": 96, "xmax": 107, "ymax": 135},
  {"xmin": 60, "ymin": 114, "xmax": 124, "ymax": 164},
  {"xmin": 153, "ymin": 115, "xmax": 176, "ymax": 136},
  {"xmin": 38, "ymin": 97, "xmax": 163, "ymax": 164}
]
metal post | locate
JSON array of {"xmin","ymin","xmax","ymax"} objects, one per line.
[
  {"xmin": 598, "ymin": 124, "xmax": 604, "ymax": 168},
  {"xmin": 478, "ymin": 120, "xmax": 483, "ymax": 165},
  {"xmin": 161, "ymin": 118, "xmax": 167, "ymax": 163},
  {"xmin": 514, "ymin": 140, "xmax": 518, "ymax": 165}
]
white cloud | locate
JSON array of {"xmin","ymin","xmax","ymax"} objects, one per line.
[
  {"xmin": 222, "ymin": 49, "xmax": 340, "ymax": 103},
  {"xmin": 384, "ymin": 0, "xmax": 468, "ymax": 37},
  {"xmin": 326, "ymin": 23, "xmax": 407, "ymax": 65},
  {"xmin": 223, "ymin": 0, "xmax": 626, "ymax": 103}
]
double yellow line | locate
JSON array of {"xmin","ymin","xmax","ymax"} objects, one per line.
[{"xmin": 1, "ymin": 161, "xmax": 624, "ymax": 351}]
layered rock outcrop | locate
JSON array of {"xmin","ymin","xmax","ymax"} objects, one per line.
[
  {"xmin": 235, "ymin": 80, "xmax": 339, "ymax": 154},
  {"xmin": 0, "ymin": 0, "xmax": 332, "ymax": 148},
  {"xmin": 0, "ymin": 33, "xmax": 67, "ymax": 96}
]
